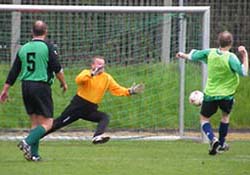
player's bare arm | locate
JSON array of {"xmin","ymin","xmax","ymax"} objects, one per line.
[
  {"xmin": 238, "ymin": 46, "xmax": 249, "ymax": 75},
  {"xmin": 0, "ymin": 83, "xmax": 10, "ymax": 102},
  {"xmin": 56, "ymin": 69, "xmax": 68, "ymax": 93},
  {"xmin": 176, "ymin": 52, "xmax": 189, "ymax": 59}
]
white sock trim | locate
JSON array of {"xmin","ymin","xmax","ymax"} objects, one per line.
[{"xmin": 201, "ymin": 120, "xmax": 210, "ymax": 127}]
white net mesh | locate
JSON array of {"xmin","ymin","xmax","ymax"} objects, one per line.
[{"xmin": 0, "ymin": 6, "xmax": 207, "ymax": 140}]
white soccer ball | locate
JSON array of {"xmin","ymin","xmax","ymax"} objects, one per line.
[{"xmin": 189, "ymin": 90, "xmax": 204, "ymax": 106}]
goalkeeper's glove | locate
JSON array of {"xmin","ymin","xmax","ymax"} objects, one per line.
[
  {"xmin": 91, "ymin": 66, "xmax": 104, "ymax": 76},
  {"xmin": 129, "ymin": 83, "xmax": 145, "ymax": 95}
]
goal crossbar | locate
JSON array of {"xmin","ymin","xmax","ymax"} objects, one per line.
[{"xmin": 0, "ymin": 4, "xmax": 210, "ymax": 13}]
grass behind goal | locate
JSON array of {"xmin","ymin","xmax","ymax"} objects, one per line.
[{"xmin": 0, "ymin": 140, "xmax": 250, "ymax": 175}]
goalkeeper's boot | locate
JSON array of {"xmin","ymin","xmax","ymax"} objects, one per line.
[
  {"xmin": 17, "ymin": 140, "xmax": 32, "ymax": 160},
  {"xmin": 218, "ymin": 143, "xmax": 229, "ymax": 153},
  {"xmin": 92, "ymin": 134, "xmax": 110, "ymax": 144},
  {"xmin": 209, "ymin": 138, "xmax": 221, "ymax": 155}
]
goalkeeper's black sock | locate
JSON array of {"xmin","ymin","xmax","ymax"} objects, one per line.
[{"xmin": 219, "ymin": 122, "xmax": 229, "ymax": 146}]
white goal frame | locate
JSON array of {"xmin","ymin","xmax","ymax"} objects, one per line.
[{"xmin": 0, "ymin": 4, "xmax": 210, "ymax": 141}]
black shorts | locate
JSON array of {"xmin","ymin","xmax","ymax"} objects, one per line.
[
  {"xmin": 22, "ymin": 81, "xmax": 53, "ymax": 118},
  {"xmin": 50, "ymin": 95, "xmax": 109, "ymax": 130},
  {"xmin": 200, "ymin": 99, "xmax": 234, "ymax": 118}
]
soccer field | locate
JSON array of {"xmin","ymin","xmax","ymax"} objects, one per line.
[{"xmin": 0, "ymin": 140, "xmax": 249, "ymax": 175}]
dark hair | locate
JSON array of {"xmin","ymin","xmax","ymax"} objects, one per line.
[
  {"xmin": 218, "ymin": 31, "xmax": 233, "ymax": 48},
  {"xmin": 32, "ymin": 20, "xmax": 47, "ymax": 36}
]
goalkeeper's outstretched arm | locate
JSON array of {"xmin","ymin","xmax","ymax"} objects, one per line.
[{"xmin": 128, "ymin": 83, "xmax": 145, "ymax": 95}]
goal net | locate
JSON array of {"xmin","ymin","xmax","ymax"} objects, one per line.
[{"xmin": 0, "ymin": 5, "xmax": 210, "ymax": 141}]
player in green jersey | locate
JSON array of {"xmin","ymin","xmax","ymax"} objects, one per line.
[
  {"xmin": 176, "ymin": 31, "xmax": 248, "ymax": 155},
  {"xmin": 0, "ymin": 20, "xmax": 68, "ymax": 161}
]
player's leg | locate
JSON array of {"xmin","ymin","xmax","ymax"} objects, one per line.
[
  {"xmin": 30, "ymin": 140, "xmax": 40, "ymax": 161},
  {"xmin": 43, "ymin": 108, "xmax": 79, "ymax": 136},
  {"xmin": 28, "ymin": 116, "xmax": 42, "ymax": 162},
  {"xmin": 18, "ymin": 115, "xmax": 52, "ymax": 161},
  {"xmin": 18, "ymin": 81, "xmax": 53, "ymax": 161},
  {"xmin": 218, "ymin": 99, "xmax": 234, "ymax": 152},
  {"xmin": 218, "ymin": 113, "xmax": 230, "ymax": 152},
  {"xmin": 200, "ymin": 100, "xmax": 220, "ymax": 155},
  {"xmin": 82, "ymin": 111, "xmax": 110, "ymax": 144},
  {"xmin": 42, "ymin": 95, "xmax": 84, "ymax": 137},
  {"xmin": 64, "ymin": 96, "xmax": 110, "ymax": 144},
  {"xmin": 30, "ymin": 116, "xmax": 53, "ymax": 158},
  {"xmin": 25, "ymin": 115, "xmax": 44, "ymax": 161},
  {"xmin": 29, "ymin": 116, "xmax": 39, "ymax": 160},
  {"xmin": 89, "ymin": 111, "xmax": 110, "ymax": 137},
  {"xmin": 200, "ymin": 100, "xmax": 218, "ymax": 141}
]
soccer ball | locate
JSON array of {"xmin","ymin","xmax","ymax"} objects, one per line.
[{"xmin": 189, "ymin": 90, "xmax": 204, "ymax": 106}]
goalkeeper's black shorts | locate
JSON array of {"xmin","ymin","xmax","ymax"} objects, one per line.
[{"xmin": 22, "ymin": 80, "xmax": 53, "ymax": 118}]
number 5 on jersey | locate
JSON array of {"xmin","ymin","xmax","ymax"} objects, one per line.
[{"xmin": 27, "ymin": 52, "xmax": 36, "ymax": 72}]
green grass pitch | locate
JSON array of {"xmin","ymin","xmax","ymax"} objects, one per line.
[{"xmin": 0, "ymin": 140, "xmax": 250, "ymax": 175}]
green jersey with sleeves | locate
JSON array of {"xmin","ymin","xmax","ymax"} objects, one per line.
[
  {"xmin": 5, "ymin": 39, "xmax": 62, "ymax": 86},
  {"xmin": 189, "ymin": 48, "xmax": 243, "ymax": 101},
  {"xmin": 18, "ymin": 41, "xmax": 50, "ymax": 82}
]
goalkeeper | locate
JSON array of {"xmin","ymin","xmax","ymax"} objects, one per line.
[
  {"xmin": 44, "ymin": 56, "xmax": 144, "ymax": 144},
  {"xmin": 176, "ymin": 31, "xmax": 248, "ymax": 155}
]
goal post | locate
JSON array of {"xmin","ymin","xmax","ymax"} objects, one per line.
[{"xmin": 0, "ymin": 5, "xmax": 210, "ymax": 141}]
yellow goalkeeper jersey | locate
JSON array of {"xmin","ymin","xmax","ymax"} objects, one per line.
[{"xmin": 75, "ymin": 69, "xmax": 130, "ymax": 104}]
